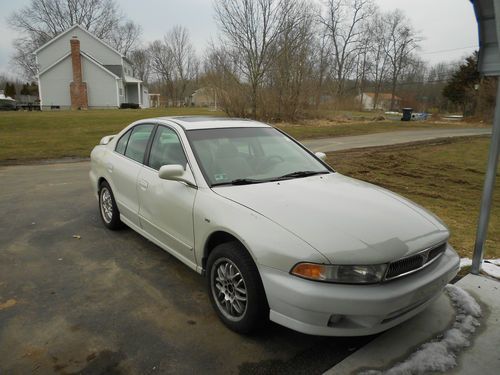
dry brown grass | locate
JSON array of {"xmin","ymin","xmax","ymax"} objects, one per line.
[{"xmin": 327, "ymin": 136, "xmax": 500, "ymax": 259}]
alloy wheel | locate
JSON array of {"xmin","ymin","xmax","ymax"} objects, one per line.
[{"xmin": 211, "ymin": 258, "xmax": 248, "ymax": 321}]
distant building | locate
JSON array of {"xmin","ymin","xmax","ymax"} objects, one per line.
[
  {"xmin": 35, "ymin": 24, "xmax": 149, "ymax": 110},
  {"xmin": 190, "ymin": 87, "xmax": 216, "ymax": 107},
  {"xmin": 357, "ymin": 92, "xmax": 402, "ymax": 111}
]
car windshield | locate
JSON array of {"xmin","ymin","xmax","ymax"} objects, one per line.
[{"xmin": 186, "ymin": 127, "xmax": 331, "ymax": 186}]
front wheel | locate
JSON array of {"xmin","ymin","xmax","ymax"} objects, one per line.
[
  {"xmin": 98, "ymin": 181, "xmax": 122, "ymax": 230},
  {"xmin": 206, "ymin": 241, "xmax": 268, "ymax": 334}
]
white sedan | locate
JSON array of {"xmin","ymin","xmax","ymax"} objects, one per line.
[{"xmin": 89, "ymin": 116, "xmax": 459, "ymax": 336}]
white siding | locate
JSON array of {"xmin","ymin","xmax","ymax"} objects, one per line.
[
  {"xmin": 37, "ymin": 27, "xmax": 121, "ymax": 71},
  {"xmin": 122, "ymin": 61, "xmax": 134, "ymax": 77},
  {"xmin": 118, "ymin": 80, "xmax": 126, "ymax": 104},
  {"xmin": 142, "ymin": 88, "xmax": 150, "ymax": 108},
  {"xmin": 39, "ymin": 55, "xmax": 73, "ymax": 108},
  {"xmin": 81, "ymin": 57, "xmax": 118, "ymax": 108}
]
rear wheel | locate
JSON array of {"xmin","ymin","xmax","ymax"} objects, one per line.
[
  {"xmin": 98, "ymin": 181, "xmax": 122, "ymax": 230},
  {"xmin": 207, "ymin": 241, "xmax": 268, "ymax": 334}
]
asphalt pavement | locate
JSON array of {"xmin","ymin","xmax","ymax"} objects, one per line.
[
  {"xmin": 0, "ymin": 162, "xmax": 371, "ymax": 374},
  {"xmin": 301, "ymin": 128, "xmax": 491, "ymax": 152}
]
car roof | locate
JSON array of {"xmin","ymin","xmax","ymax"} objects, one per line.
[{"xmin": 154, "ymin": 116, "xmax": 271, "ymax": 130}]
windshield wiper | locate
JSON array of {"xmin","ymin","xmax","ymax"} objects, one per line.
[
  {"xmin": 211, "ymin": 178, "xmax": 268, "ymax": 187},
  {"xmin": 274, "ymin": 170, "xmax": 330, "ymax": 180}
]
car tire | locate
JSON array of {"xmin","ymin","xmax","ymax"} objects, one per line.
[
  {"xmin": 206, "ymin": 241, "xmax": 268, "ymax": 334},
  {"xmin": 98, "ymin": 181, "xmax": 123, "ymax": 230}
]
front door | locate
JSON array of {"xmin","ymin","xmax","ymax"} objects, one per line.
[{"xmin": 137, "ymin": 125, "xmax": 197, "ymax": 268}]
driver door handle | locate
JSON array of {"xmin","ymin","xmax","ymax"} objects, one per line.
[{"xmin": 138, "ymin": 179, "xmax": 149, "ymax": 190}]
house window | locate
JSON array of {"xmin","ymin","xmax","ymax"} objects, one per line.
[{"xmin": 119, "ymin": 88, "xmax": 123, "ymax": 96}]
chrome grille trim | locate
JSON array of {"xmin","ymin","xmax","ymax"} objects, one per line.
[{"xmin": 384, "ymin": 242, "xmax": 447, "ymax": 281}]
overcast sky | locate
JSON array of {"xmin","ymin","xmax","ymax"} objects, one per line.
[{"xmin": 0, "ymin": 0, "xmax": 479, "ymax": 79}]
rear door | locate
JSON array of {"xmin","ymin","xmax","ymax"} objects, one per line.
[
  {"xmin": 108, "ymin": 123, "xmax": 155, "ymax": 227},
  {"xmin": 137, "ymin": 125, "xmax": 197, "ymax": 269}
]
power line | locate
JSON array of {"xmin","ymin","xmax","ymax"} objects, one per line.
[{"xmin": 421, "ymin": 45, "xmax": 478, "ymax": 55}]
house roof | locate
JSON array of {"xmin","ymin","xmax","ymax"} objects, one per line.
[
  {"xmin": 81, "ymin": 51, "xmax": 120, "ymax": 79},
  {"xmin": 33, "ymin": 24, "xmax": 123, "ymax": 59},
  {"xmin": 362, "ymin": 92, "xmax": 402, "ymax": 101},
  {"xmin": 38, "ymin": 50, "xmax": 120, "ymax": 80},
  {"xmin": 124, "ymin": 75, "xmax": 142, "ymax": 83},
  {"xmin": 37, "ymin": 52, "xmax": 71, "ymax": 76}
]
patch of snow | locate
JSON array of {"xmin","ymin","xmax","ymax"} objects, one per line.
[
  {"xmin": 483, "ymin": 262, "xmax": 500, "ymax": 279},
  {"xmin": 359, "ymin": 285, "xmax": 481, "ymax": 375},
  {"xmin": 459, "ymin": 258, "xmax": 472, "ymax": 268},
  {"xmin": 459, "ymin": 258, "xmax": 500, "ymax": 280}
]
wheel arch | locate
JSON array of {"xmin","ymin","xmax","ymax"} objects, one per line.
[
  {"xmin": 97, "ymin": 176, "xmax": 108, "ymax": 189},
  {"xmin": 202, "ymin": 230, "xmax": 253, "ymax": 274}
]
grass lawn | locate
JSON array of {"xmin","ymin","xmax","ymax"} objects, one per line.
[
  {"xmin": 327, "ymin": 136, "xmax": 500, "ymax": 259},
  {"xmin": 0, "ymin": 108, "xmax": 491, "ymax": 162},
  {"xmin": 0, "ymin": 108, "xmax": 225, "ymax": 162}
]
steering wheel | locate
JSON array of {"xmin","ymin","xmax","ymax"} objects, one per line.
[{"xmin": 258, "ymin": 154, "xmax": 285, "ymax": 173}]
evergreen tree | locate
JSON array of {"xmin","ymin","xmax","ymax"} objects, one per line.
[
  {"xmin": 442, "ymin": 52, "xmax": 480, "ymax": 115},
  {"xmin": 4, "ymin": 82, "xmax": 17, "ymax": 98},
  {"xmin": 20, "ymin": 83, "xmax": 30, "ymax": 95}
]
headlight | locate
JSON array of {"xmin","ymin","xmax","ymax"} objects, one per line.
[{"xmin": 291, "ymin": 262, "xmax": 387, "ymax": 284}]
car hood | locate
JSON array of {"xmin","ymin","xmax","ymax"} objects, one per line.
[{"xmin": 213, "ymin": 173, "xmax": 449, "ymax": 264}]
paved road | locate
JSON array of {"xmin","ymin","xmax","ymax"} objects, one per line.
[
  {"xmin": 302, "ymin": 128, "xmax": 492, "ymax": 152},
  {"xmin": 0, "ymin": 162, "xmax": 371, "ymax": 374}
]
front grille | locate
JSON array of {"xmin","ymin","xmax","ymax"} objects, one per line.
[
  {"xmin": 385, "ymin": 242, "xmax": 447, "ymax": 281},
  {"xmin": 428, "ymin": 243, "xmax": 447, "ymax": 261},
  {"xmin": 386, "ymin": 254, "xmax": 424, "ymax": 279}
]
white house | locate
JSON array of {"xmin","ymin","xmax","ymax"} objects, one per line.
[{"xmin": 35, "ymin": 24, "xmax": 149, "ymax": 110}]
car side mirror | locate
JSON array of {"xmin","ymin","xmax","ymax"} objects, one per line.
[
  {"xmin": 158, "ymin": 164, "xmax": 196, "ymax": 187},
  {"xmin": 315, "ymin": 152, "xmax": 327, "ymax": 161}
]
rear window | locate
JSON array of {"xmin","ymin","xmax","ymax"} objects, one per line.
[
  {"xmin": 125, "ymin": 124, "xmax": 155, "ymax": 163},
  {"xmin": 115, "ymin": 130, "xmax": 131, "ymax": 154},
  {"xmin": 115, "ymin": 124, "xmax": 155, "ymax": 163}
]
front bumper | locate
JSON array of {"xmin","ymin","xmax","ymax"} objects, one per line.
[{"xmin": 260, "ymin": 244, "xmax": 460, "ymax": 336}]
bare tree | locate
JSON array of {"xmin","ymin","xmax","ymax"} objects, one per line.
[
  {"xmin": 167, "ymin": 26, "xmax": 199, "ymax": 104},
  {"xmin": 108, "ymin": 21, "xmax": 142, "ymax": 56},
  {"xmin": 148, "ymin": 39, "xmax": 175, "ymax": 103},
  {"xmin": 129, "ymin": 47, "xmax": 151, "ymax": 83},
  {"xmin": 362, "ymin": 10, "xmax": 390, "ymax": 110},
  {"xmin": 320, "ymin": 0, "xmax": 374, "ymax": 100},
  {"xmin": 148, "ymin": 26, "xmax": 198, "ymax": 106},
  {"xmin": 214, "ymin": 0, "xmax": 293, "ymax": 118},
  {"xmin": 8, "ymin": 0, "xmax": 141, "ymax": 79},
  {"xmin": 311, "ymin": 33, "xmax": 332, "ymax": 109},
  {"xmin": 202, "ymin": 45, "xmax": 248, "ymax": 116},
  {"xmin": 383, "ymin": 9, "xmax": 419, "ymax": 110},
  {"xmin": 267, "ymin": 0, "xmax": 316, "ymax": 119},
  {"xmin": 352, "ymin": 21, "xmax": 371, "ymax": 110}
]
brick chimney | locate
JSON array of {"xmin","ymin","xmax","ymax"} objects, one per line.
[{"xmin": 69, "ymin": 36, "xmax": 88, "ymax": 110}]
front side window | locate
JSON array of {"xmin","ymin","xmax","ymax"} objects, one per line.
[
  {"xmin": 123, "ymin": 124, "xmax": 154, "ymax": 163},
  {"xmin": 187, "ymin": 127, "xmax": 330, "ymax": 186},
  {"xmin": 148, "ymin": 126, "xmax": 188, "ymax": 170}
]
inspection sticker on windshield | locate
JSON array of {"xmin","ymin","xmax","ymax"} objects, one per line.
[{"xmin": 214, "ymin": 173, "xmax": 227, "ymax": 181}]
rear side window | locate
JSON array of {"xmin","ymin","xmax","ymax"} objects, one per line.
[
  {"xmin": 123, "ymin": 124, "xmax": 155, "ymax": 163},
  {"xmin": 115, "ymin": 130, "xmax": 131, "ymax": 154}
]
